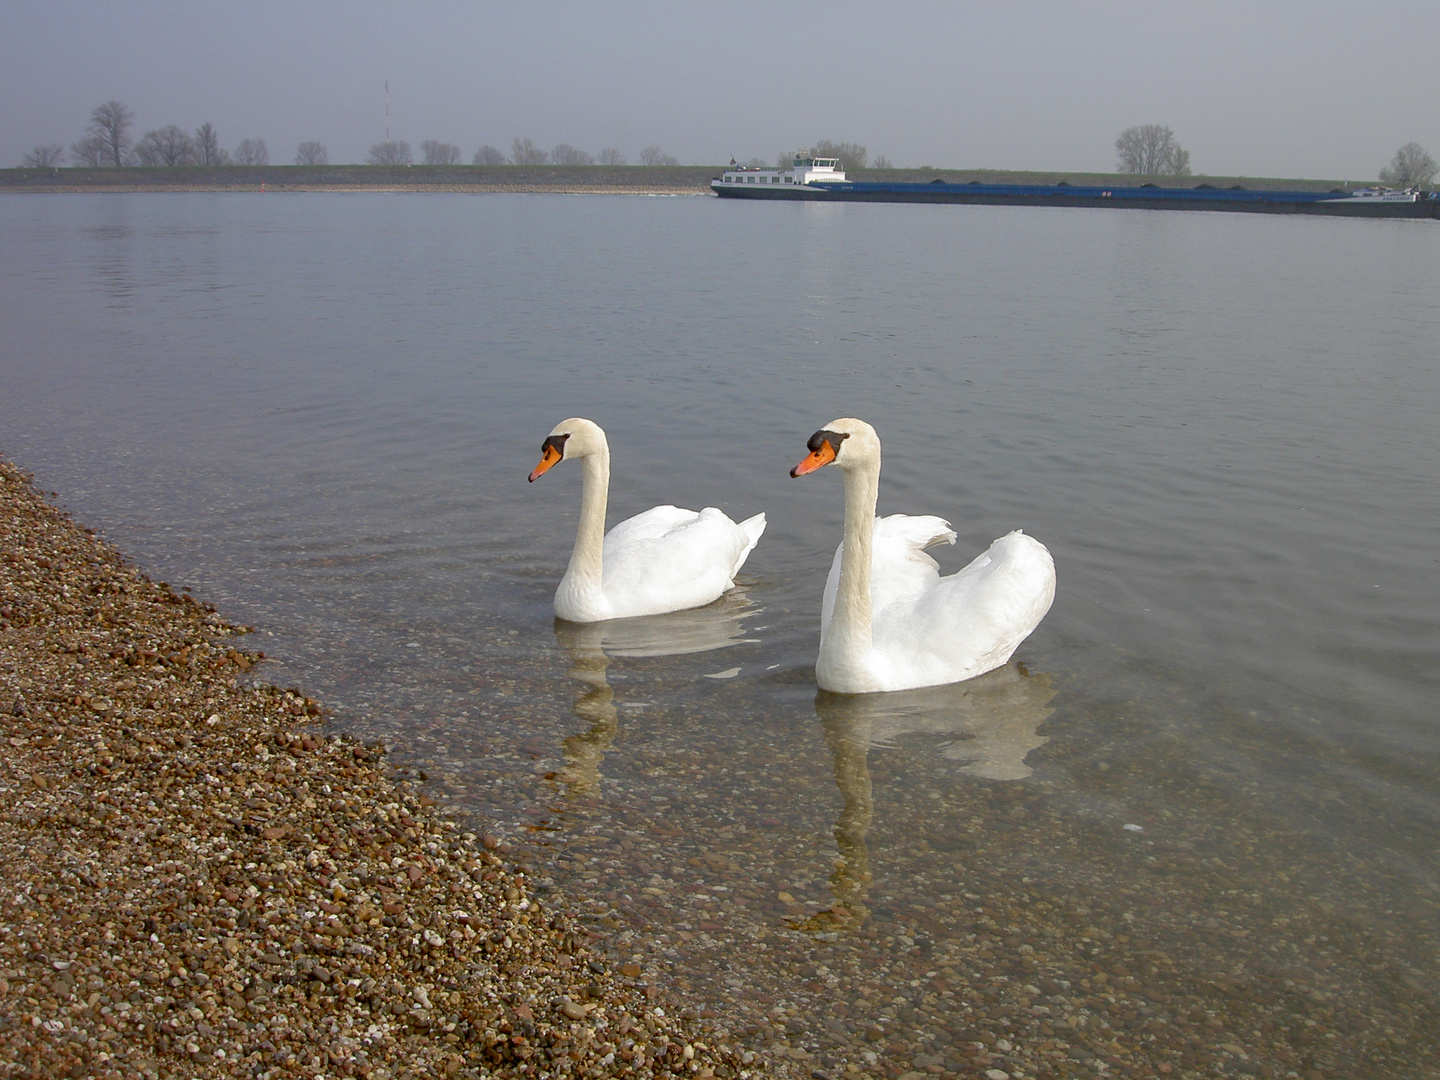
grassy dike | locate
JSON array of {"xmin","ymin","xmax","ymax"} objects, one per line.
[
  {"xmin": 0, "ymin": 165, "xmax": 722, "ymax": 194},
  {"xmin": 0, "ymin": 164, "xmax": 1367, "ymax": 195}
]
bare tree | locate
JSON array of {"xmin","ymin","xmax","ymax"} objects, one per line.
[
  {"xmin": 597, "ymin": 147, "xmax": 626, "ymax": 166},
  {"xmin": 812, "ymin": 140, "xmax": 867, "ymax": 171},
  {"xmin": 70, "ymin": 135, "xmax": 108, "ymax": 167},
  {"xmin": 1379, "ymin": 142, "xmax": 1438, "ymax": 188},
  {"xmin": 193, "ymin": 124, "xmax": 229, "ymax": 166},
  {"xmin": 420, "ymin": 139, "xmax": 461, "ymax": 165},
  {"xmin": 83, "ymin": 100, "xmax": 134, "ymax": 166},
  {"xmin": 472, "ymin": 144, "xmax": 505, "ymax": 165},
  {"xmin": 510, "ymin": 137, "xmax": 548, "ymax": 165},
  {"xmin": 367, "ymin": 140, "xmax": 411, "ymax": 165},
  {"xmin": 132, "ymin": 125, "xmax": 196, "ymax": 166},
  {"xmin": 1115, "ymin": 125, "xmax": 1191, "ymax": 176},
  {"xmin": 639, "ymin": 145, "xmax": 678, "ymax": 166},
  {"xmin": 23, "ymin": 144, "xmax": 65, "ymax": 168},
  {"xmin": 552, "ymin": 143, "xmax": 594, "ymax": 165},
  {"xmin": 234, "ymin": 138, "xmax": 270, "ymax": 166},
  {"xmin": 295, "ymin": 141, "xmax": 328, "ymax": 166},
  {"xmin": 872, "ymin": 155, "xmax": 893, "ymax": 170}
]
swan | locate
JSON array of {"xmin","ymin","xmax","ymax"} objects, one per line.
[
  {"xmin": 791, "ymin": 417, "xmax": 1055, "ymax": 694},
  {"xmin": 529, "ymin": 417, "xmax": 766, "ymax": 622}
]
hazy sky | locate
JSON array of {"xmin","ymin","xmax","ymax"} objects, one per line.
[{"xmin": 3, "ymin": 1, "xmax": 1435, "ymax": 179}]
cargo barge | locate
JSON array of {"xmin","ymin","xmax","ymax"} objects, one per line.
[{"xmin": 713, "ymin": 155, "xmax": 1439, "ymax": 219}]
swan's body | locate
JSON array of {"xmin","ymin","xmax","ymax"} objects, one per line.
[
  {"xmin": 793, "ymin": 418, "xmax": 1054, "ymax": 694},
  {"xmin": 530, "ymin": 418, "xmax": 766, "ymax": 622}
]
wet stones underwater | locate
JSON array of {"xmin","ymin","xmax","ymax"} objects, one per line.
[
  {"xmin": 256, "ymin": 600, "xmax": 1440, "ymax": 1079},
  {"xmin": 5, "ymin": 444, "xmax": 1436, "ymax": 1079}
]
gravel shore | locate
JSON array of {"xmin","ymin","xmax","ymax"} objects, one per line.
[{"xmin": 0, "ymin": 457, "xmax": 750, "ymax": 1079}]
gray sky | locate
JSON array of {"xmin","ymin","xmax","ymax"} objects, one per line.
[{"xmin": 3, "ymin": 1, "xmax": 1435, "ymax": 179}]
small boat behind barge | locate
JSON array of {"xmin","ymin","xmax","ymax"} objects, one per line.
[{"xmin": 712, "ymin": 157, "xmax": 1438, "ymax": 219}]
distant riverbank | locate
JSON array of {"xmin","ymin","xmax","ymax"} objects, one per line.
[
  {"xmin": 1, "ymin": 164, "xmax": 721, "ymax": 195},
  {"xmin": 1, "ymin": 163, "xmax": 1365, "ymax": 195}
]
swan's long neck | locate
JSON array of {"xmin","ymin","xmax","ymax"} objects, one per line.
[
  {"xmin": 566, "ymin": 448, "xmax": 610, "ymax": 592},
  {"xmin": 832, "ymin": 458, "xmax": 880, "ymax": 653}
]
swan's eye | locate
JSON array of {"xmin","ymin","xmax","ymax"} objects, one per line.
[{"xmin": 542, "ymin": 434, "xmax": 569, "ymax": 459}]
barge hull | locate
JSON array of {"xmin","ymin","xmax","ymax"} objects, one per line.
[{"xmin": 713, "ymin": 181, "xmax": 1439, "ymax": 219}]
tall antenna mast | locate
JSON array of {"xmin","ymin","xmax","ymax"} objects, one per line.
[{"xmin": 385, "ymin": 80, "xmax": 390, "ymax": 142}]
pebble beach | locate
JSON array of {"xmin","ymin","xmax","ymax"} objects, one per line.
[{"xmin": 0, "ymin": 457, "xmax": 748, "ymax": 1079}]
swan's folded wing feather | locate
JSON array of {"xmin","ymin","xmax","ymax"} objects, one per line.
[
  {"xmin": 870, "ymin": 514, "xmax": 955, "ymax": 610},
  {"xmin": 822, "ymin": 514, "xmax": 956, "ymax": 632},
  {"xmin": 604, "ymin": 504, "xmax": 699, "ymax": 548},
  {"xmin": 875, "ymin": 530, "xmax": 1056, "ymax": 685},
  {"xmin": 601, "ymin": 505, "xmax": 762, "ymax": 618},
  {"xmin": 735, "ymin": 512, "xmax": 767, "ymax": 563},
  {"xmin": 877, "ymin": 513, "xmax": 957, "ymax": 552}
]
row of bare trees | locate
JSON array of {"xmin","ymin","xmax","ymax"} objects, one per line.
[
  {"xmin": 1115, "ymin": 124, "xmax": 1437, "ymax": 188},
  {"xmin": 20, "ymin": 101, "xmax": 755, "ymax": 172},
  {"xmin": 46, "ymin": 102, "xmax": 276, "ymax": 167},
  {"xmin": 500, "ymin": 139, "xmax": 674, "ymax": 166},
  {"xmin": 361, "ymin": 137, "xmax": 682, "ymax": 167},
  {"xmin": 349, "ymin": 134, "xmax": 1440, "ymax": 184},
  {"xmin": 22, "ymin": 101, "xmax": 331, "ymax": 168},
  {"xmin": 25, "ymin": 105, "xmax": 702, "ymax": 170}
]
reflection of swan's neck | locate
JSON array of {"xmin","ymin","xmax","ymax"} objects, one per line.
[
  {"xmin": 566, "ymin": 448, "xmax": 611, "ymax": 593},
  {"xmin": 831, "ymin": 460, "xmax": 879, "ymax": 653},
  {"xmin": 567, "ymin": 641, "xmax": 612, "ymax": 698},
  {"xmin": 829, "ymin": 719, "xmax": 873, "ymax": 915},
  {"xmin": 814, "ymin": 697, "xmax": 874, "ymax": 930},
  {"xmin": 560, "ymin": 642, "xmax": 617, "ymax": 795}
]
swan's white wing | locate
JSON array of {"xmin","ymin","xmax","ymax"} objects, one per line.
[
  {"xmin": 603, "ymin": 504, "xmax": 698, "ymax": 546},
  {"xmin": 873, "ymin": 530, "xmax": 1055, "ymax": 687},
  {"xmin": 871, "ymin": 514, "xmax": 956, "ymax": 604},
  {"xmin": 821, "ymin": 514, "xmax": 956, "ymax": 635},
  {"xmin": 601, "ymin": 505, "xmax": 765, "ymax": 619}
]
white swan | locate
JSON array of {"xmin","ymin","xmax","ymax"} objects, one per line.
[
  {"xmin": 529, "ymin": 418, "xmax": 766, "ymax": 622},
  {"xmin": 791, "ymin": 417, "xmax": 1055, "ymax": 694}
]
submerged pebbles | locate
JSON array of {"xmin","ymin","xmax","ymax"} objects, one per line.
[
  {"xmin": 0, "ymin": 457, "xmax": 746, "ymax": 1079},
  {"xmin": 5, "ymin": 452, "xmax": 1439, "ymax": 1080}
]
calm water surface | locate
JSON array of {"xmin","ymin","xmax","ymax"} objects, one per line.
[{"xmin": 2, "ymin": 193, "xmax": 1438, "ymax": 1075}]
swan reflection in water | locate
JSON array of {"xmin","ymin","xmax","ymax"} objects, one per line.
[
  {"xmin": 803, "ymin": 662, "xmax": 1057, "ymax": 932},
  {"xmin": 552, "ymin": 589, "xmax": 759, "ymax": 794}
]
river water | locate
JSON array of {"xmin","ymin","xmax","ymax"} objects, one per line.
[{"xmin": 2, "ymin": 193, "xmax": 1438, "ymax": 1078}]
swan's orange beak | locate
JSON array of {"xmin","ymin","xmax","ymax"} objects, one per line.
[
  {"xmin": 791, "ymin": 440, "xmax": 837, "ymax": 477},
  {"xmin": 529, "ymin": 444, "xmax": 563, "ymax": 483}
]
